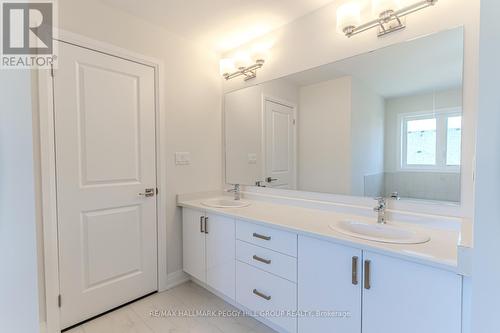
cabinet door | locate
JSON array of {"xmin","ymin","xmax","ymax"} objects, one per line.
[
  {"xmin": 362, "ymin": 251, "xmax": 462, "ymax": 333},
  {"xmin": 206, "ymin": 213, "xmax": 235, "ymax": 299},
  {"xmin": 182, "ymin": 208, "xmax": 206, "ymax": 283},
  {"xmin": 298, "ymin": 235, "xmax": 362, "ymax": 333}
]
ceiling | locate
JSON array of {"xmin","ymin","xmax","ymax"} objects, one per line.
[
  {"xmin": 285, "ymin": 28, "xmax": 464, "ymax": 98},
  {"xmin": 100, "ymin": 0, "xmax": 335, "ymax": 53}
]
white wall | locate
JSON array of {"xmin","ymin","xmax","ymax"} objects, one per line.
[
  {"xmin": 0, "ymin": 70, "xmax": 41, "ymax": 333},
  {"xmin": 261, "ymin": 79, "xmax": 299, "ymax": 105},
  {"xmin": 56, "ymin": 0, "xmax": 222, "ymax": 283},
  {"xmin": 471, "ymin": 0, "xmax": 500, "ymax": 332},
  {"xmin": 351, "ymin": 78, "xmax": 385, "ymax": 196},
  {"xmin": 298, "ymin": 76, "xmax": 352, "ymax": 194},
  {"xmin": 297, "ymin": 76, "xmax": 384, "ymax": 196},
  {"xmin": 225, "ymin": 86, "xmax": 263, "ymax": 185},
  {"xmin": 222, "ymin": 0, "xmax": 479, "ymax": 218}
]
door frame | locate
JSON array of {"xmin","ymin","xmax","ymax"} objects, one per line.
[
  {"xmin": 261, "ymin": 95, "xmax": 298, "ymax": 189},
  {"xmin": 38, "ymin": 29, "xmax": 167, "ymax": 333}
]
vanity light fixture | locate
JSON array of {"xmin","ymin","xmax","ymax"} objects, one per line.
[
  {"xmin": 338, "ymin": 0, "xmax": 438, "ymax": 38},
  {"xmin": 221, "ymin": 47, "xmax": 267, "ymax": 81}
]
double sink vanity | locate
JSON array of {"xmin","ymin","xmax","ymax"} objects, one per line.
[
  {"xmin": 178, "ymin": 191, "xmax": 466, "ymax": 333},
  {"xmin": 201, "ymin": 196, "xmax": 431, "ymax": 245},
  {"xmin": 179, "ymin": 27, "xmax": 469, "ymax": 333}
]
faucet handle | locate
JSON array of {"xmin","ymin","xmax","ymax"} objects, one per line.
[{"xmin": 226, "ymin": 184, "xmax": 240, "ymax": 191}]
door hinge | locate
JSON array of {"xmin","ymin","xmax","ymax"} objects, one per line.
[
  {"xmin": 292, "ymin": 119, "xmax": 296, "ymax": 125},
  {"xmin": 50, "ymin": 66, "xmax": 55, "ymax": 77},
  {"xmin": 58, "ymin": 294, "xmax": 62, "ymax": 308},
  {"xmin": 156, "ymin": 187, "xmax": 159, "ymax": 195}
]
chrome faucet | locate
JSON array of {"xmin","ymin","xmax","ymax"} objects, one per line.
[
  {"xmin": 373, "ymin": 197, "xmax": 387, "ymax": 224},
  {"xmin": 227, "ymin": 184, "xmax": 241, "ymax": 201}
]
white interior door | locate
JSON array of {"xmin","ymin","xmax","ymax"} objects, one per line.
[
  {"xmin": 264, "ymin": 99, "xmax": 295, "ymax": 188},
  {"xmin": 54, "ymin": 41, "xmax": 158, "ymax": 329}
]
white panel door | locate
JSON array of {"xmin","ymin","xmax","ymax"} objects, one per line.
[
  {"xmin": 264, "ymin": 100, "xmax": 295, "ymax": 188},
  {"xmin": 206, "ymin": 213, "xmax": 235, "ymax": 299},
  {"xmin": 182, "ymin": 208, "xmax": 207, "ymax": 283},
  {"xmin": 362, "ymin": 251, "xmax": 462, "ymax": 333},
  {"xmin": 54, "ymin": 41, "xmax": 157, "ymax": 329},
  {"xmin": 298, "ymin": 235, "xmax": 362, "ymax": 333}
]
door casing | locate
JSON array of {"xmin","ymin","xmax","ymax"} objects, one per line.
[{"xmin": 37, "ymin": 29, "xmax": 167, "ymax": 333}]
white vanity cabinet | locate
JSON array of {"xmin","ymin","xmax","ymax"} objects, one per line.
[
  {"xmin": 362, "ymin": 251, "xmax": 462, "ymax": 333},
  {"xmin": 182, "ymin": 208, "xmax": 207, "ymax": 282},
  {"xmin": 235, "ymin": 220, "xmax": 298, "ymax": 333},
  {"xmin": 182, "ymin": 207, "xmax": 463, "ymax": 333},
  {"xmin": 298, "ymin": 235, "xmax": 462, "ymax": 333},
  {"xmin": 182, "ymin": 208, "xmax": 235, "ymax": 299},
  {"xmin": 298, "ymin": 235, "xmax": 362, "ymax": 333}
]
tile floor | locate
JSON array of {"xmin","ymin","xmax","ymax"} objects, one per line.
[{"xmin": 66, "ymin": 281, "xmax": 277, "ymax": 333}]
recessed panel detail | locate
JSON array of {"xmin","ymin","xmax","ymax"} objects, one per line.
[
  {"xmin": 82, "ymin": 205, "xmax": 143, "ymax": 289},
  {"xmin": 77, "ymin": 63, "xmax": 141, "ymax": 186}
]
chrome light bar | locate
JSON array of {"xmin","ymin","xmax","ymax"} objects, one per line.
[
  {"xmin": 344, "ymin": 0, "xmax": 438, "ymax": 38},
  {"xmin": 223, "ymin": 59, "xmax": 265, "ymax": 81}
]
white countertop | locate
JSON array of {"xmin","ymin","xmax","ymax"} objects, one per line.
[{"xmin": 178, "ymin": 194, "xmax": 464, "ymax": 274}]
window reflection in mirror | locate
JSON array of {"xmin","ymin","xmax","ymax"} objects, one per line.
[{"xmin": 224, "ymin": 27, "xmax": 464, "ymax": 204}]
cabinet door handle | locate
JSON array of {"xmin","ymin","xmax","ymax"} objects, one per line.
[
  {"xmin": 253, "ymin": 233, "xmax": 271, "ymax": 241},
  {"xmin": 204, "ymin": 216, "xmax": 208, "ymax": 234},
  {"xmin": 200, "ymin": 216, "xmax": 204, "ymax": 233},
  {"xmin": 364, "ymin": 260, "xmax": 371, "ymax": 290},
  {"xmin": 352, "ymin": 256, "xmax": 359, "ymax": 285},
  {"xmin": 253, "ymin": 289, "xmax": 271, "ymax": 301},
  {"xmin": 253, "ymin": 255, "xmax": 272, "ymax": 265}
]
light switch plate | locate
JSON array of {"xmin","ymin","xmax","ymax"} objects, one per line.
[
  {"xmin": 247, "ymin": 153, "xmax": 257, "ymax": 165},
  {"xmin": 175, "ymin": 152, "xmax": 191, "ymax": 165}
]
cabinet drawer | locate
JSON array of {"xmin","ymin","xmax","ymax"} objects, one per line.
[
  {"xmin": 236, "ymin": 220, "xmax": 297, "ymax": 257},
  {"xmin": 236, "ymin": 240, "xmax": 297, "ymax": 283},
  {"xmin": 236, "ymin": 261, "xmax": 297, "ymax": 333}
]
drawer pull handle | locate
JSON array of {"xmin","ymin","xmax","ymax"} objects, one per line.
[
  {"xmin": 364, "ymin": 260, "xmax": 371, "ymax": 290},
  {"xmin": 253, "ymin": 289, "xmax": 271, "ymax": 301},
  {"xmin": 204, "ymin": 216, "xmax": 208, "ymax": 234},
  {"xmin": 253, "ymin": 255, "xmax": 272, "ymax": 265},
  {"xmin": 253, "ymin": 233, "xmax": 271, "ymax": 241},
  {"xmin": 200, "ymin": 216, "xmax": 204, "ymax": 233},
  {"xmin": 352, "ymin": 256, "xmax": 359, "ymax": 285}
]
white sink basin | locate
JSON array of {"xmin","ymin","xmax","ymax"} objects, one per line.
[
  {"xmin": 201, "ymin": 198, "xmax": 251, "ymax": 208},
  {"xmin": 329, "ymin": 220, "xmax": 430, "ymax": 244}
]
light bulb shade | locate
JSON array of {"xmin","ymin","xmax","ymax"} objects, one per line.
[
  {"xmin": 234, "ymin": 52, "xmax": 252, "ymax": 69},
  {"xmin": 251, "ymin": 44, "xmax": 270, "ymax": 63},
  {"xmin": 372, "ymin": 0, "xmax": 402, "ymax": 17},
  {"xmin": 219, "ymin": 58, "xmax": 236, "ymax": 76},
  {"xmin": 336, "ymin": 3, "xmax": 361, "ymax": 34}
]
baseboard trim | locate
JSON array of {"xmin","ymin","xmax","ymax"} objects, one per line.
[
  {"xmin": 39, "ymin": 321, "xmax": 47, "ymax": 333},
  {"xmin": 165, "ymin": 270, "xmax": 190, "ymax": 290}
]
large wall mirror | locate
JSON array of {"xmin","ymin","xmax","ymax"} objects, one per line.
[{"xmin": 224, "ymin": 27, "xmax": 464, "ymax": 204}]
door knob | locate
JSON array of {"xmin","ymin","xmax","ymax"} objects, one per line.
[
  {"xmin": 266, "ymin": 177, "xmax": 278, "ymax": 183},
  {"xmin": 138, "ymin": 188, "xmax": 155, "ymax": 197}
]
